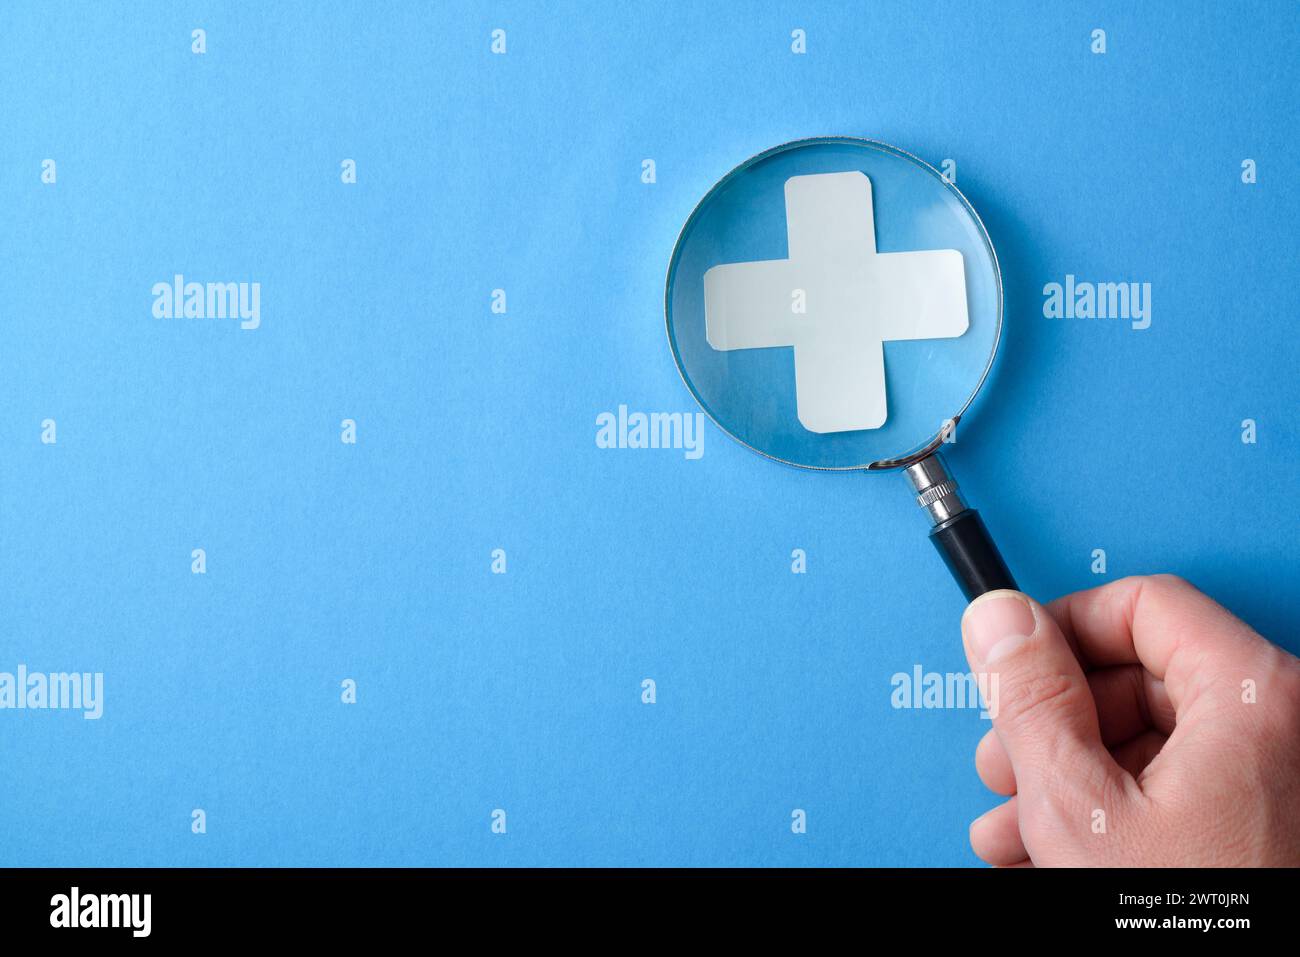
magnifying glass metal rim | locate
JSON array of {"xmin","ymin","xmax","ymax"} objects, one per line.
[{"xmin": 663, "ymin": 134, "xmax": 1004, "ymax": 473}]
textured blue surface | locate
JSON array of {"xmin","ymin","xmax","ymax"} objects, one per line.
[{"xmin": 1, "ymin": 1, "xmax": 1297, "ymax": 867}]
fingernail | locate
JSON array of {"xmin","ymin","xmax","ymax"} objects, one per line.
[{"xmin": 963, "ymin": 592, "xmax": 1036, "ymax": 666}]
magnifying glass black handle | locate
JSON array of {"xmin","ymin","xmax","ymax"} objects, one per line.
[
  {"xmin": 903, "ymin": 454, "xmax": 1017, "ymax": 602},
  {"xmin": 929, "ymin": 509, "xmax": 1017, "ymax": 601}
]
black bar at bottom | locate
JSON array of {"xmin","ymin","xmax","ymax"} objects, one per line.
[{"xmin": 0, "ymin": 866, "xmax": 1282, "ymax": 942}]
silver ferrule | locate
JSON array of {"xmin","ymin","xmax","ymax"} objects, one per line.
[{"xmin": 903, "ymin": 453, "xmax": 968, "ymax": 526}]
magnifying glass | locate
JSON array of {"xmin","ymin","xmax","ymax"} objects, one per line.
[{"xmin": 665, "ymin": 136, "xmax": 1016, "ymax": 600}]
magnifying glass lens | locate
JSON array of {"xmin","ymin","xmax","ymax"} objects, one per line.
[{"xmin": 666, "ymin": 138, "xmax": 1001, "ymax": 470}]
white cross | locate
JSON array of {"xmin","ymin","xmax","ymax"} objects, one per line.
[{"xmin": 703, "ymin": 171, "xmax": 969, "ymax": 434}]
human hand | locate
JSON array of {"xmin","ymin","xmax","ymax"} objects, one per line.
[{"xmin": 961, "ymin": 574, "xmax": 1300, "ymax": 867}]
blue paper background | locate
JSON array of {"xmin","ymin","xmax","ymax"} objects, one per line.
[{"xmin": 1, "ymin": 1, "xmax": 1296, "ymax": 867}]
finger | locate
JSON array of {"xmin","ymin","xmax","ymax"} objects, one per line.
[
  {"xmin": 1087, "ymin": 665, "xmax": 1176, "ymax": 744},
  {"xmin": 969, "ymin": 797, "xmax": 1027, "ymax": 867},
  {"xmin": 977, "ymin": 680, "xmax": 1171, "ymax": 795},
  {"xmin": 1110, "ymin": 730, "xmax": 1167, "ymax": 780},
  {"xmin": 999, "ymin": 859, "xmax": 1035, "ymax": 868},
  {"xmin": 962, "ymin": 590, "xmax": 1127, "ymax": 811},
  {"xmin": 975, "ymin": 728, "xmax": 1016, "ymax": 795},
  {"xmin": 1046, "ymin": 574, "xmax": 1271, "ymax": 714}
]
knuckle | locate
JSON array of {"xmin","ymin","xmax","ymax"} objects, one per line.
[
  {"xmin": 1142, "ymin": 572, "xmax": 1200, "ymax": 606},
  {"xmin": 996, "ymin": 670, "xmax": 1086, "ymax": 729},
  {"xmin": 1115, "ymin": 572, "xmax": 1190, "ymax": 605},
  {"xmin": 1148, "ymin": 572, "xmax": 1191, "ymax": 590},
  {"xmin": 1251, "ymin": 660, "xmax": 1300, "ymax": 735}
]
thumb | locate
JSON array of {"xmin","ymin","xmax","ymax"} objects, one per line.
[{"xmin": 962, "ymin": 590, "xmax": 1125, "ymax": 810}]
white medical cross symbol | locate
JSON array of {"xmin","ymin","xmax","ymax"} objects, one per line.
[{"xmin": 702, "ymin": 171, "xmax": 969, "ymax": 433}]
